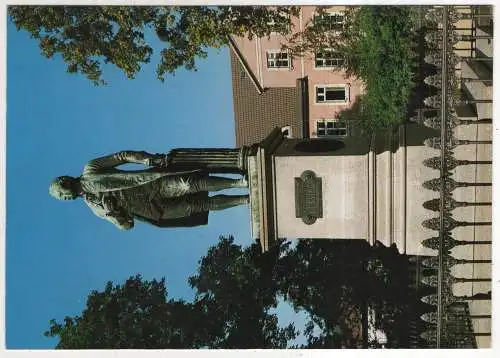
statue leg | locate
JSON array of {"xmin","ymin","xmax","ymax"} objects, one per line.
[
  {"xmin": 159, "ymin": 195, "xmax": 249, "ymax": 219},
  {"xmin": 204, "ymin": 194, "xmax": 249, "ymax": 211},
  {"xmin": 194, "ymin": 176, "xmax": 248, "ymax": 192},
  {"xmin": 159, "ymin": 175, "xmax": 247, "ymax": 198}
]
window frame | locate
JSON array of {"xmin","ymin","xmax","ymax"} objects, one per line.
[
  {"xmin": 313, "ymin": 11, "xmax": 345, "ymax": 32},
  {"xmin": 315, "ymin": 119, "xmax": 348, "ymax": 137},
  {"xmin": 314, "ymin": 84, "xmax": 350, "ymax": 105},
  {"xmin": 314, "ymin": 48, "xmax": 344, "ymax": 69},
  {"xmin": 266, "ymin": 50, "xmax": 292, "ymax": 70},
  {"xmin": 267, "ymin": 11, "xmax": 291, "ymax": 34}
]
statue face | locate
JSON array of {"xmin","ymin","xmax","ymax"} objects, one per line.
[{"xmin": 49, "ymin": 176, "xmax": 78, "ymax": 201}]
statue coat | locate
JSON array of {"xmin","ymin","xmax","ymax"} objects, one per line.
[{"xmin": 80, "ymin": 151, "xmax": 209, "ymax": 229}]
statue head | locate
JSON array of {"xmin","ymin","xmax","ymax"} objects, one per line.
[{"xmin": 49, "ymin": 176, "xmax": 80, "ymax": 201}]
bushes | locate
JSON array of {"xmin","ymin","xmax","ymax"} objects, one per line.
[
  {"xmin": 285, "ymin": 6, "xmax": 418, "ymax": 133},
  {"xmin": 338, "ymin": 6, "xmax": 418, "ymax": 131}
]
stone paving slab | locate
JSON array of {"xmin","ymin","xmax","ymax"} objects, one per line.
[
  {"xmin": 452, "ymin": 282, "xmax": 473, "ymax": 296},
  {"xmin": 472, "ymin": 318, "xmax": 491, "ymax": 335},
  {"xmin": 475, "ymin": 336, "xmax": 490, "ymax": 348},
  {"xmin": 451, "ymin": 263, "xmax": 473, "ymax": 277},
  {"xmin": 451, "ymin": 53, "xmax": 492, "ymax": 347},
  {"xmin": 472, "ymin": 263, "xmax": 491, "ymax": 278},
  {"xmin": 469, "ymin": 300, "xmax": 491, "ymax": 315},
  {"xmin": 470, "ymin": 282, "xmax": 491, "ymax": 294}
]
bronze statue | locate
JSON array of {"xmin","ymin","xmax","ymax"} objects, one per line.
[{"xmin": 49, "ymin": 150, "xmax": 250, "ymax": 230}]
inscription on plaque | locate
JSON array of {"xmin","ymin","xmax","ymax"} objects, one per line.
[{"xmin": 295, "ymin": 170, "xmax": 323, "ymax": 225}]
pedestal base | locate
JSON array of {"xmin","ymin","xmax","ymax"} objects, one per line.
[{"xmin": 248, "ymin": 125, "xmax": 440, "ymax": 256}]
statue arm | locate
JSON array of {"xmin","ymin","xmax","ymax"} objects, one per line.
[
  {"xmin": 104, "ymin": 211, "xmax": 135, "ymax": 231},
  {"xmin": 83, "ymin": 151, "xmax": 166, "ymax": 174},
  {"xmin": 84, "ymin": 197, "xmax": 135, "ymax": 230}
]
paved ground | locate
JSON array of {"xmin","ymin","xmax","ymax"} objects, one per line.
[{"xmin": 447, "ymin": 8, "xmax": 492, "ymax": 347}]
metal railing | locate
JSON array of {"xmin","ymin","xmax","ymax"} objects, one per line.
[{"xmin": 418, "ymin": 5, "xmax": 492, "ymax": 348}]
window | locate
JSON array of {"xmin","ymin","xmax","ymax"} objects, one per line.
[
  {"xmin": 316, "ymin": 119, "xmax": 347, "ymax": 137},
  {"xmin": 313, "ymin": 12, "xmax": 344, "ymax": 32},
  {"xmin": 315, "ymin": 85, "xmax": 349, "ymax": 104},
  {"xmin": 267, "ymin": 51, "xmax": 291, "ymax": 69},
  {"xmin": 267, "ymin": 12, "xmax": 291, "ymax": 33},
  {"xmin": 315, "ymin": 49, "xmax": 344, "ymax": 68}
]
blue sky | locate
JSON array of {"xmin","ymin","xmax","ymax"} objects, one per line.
[{"xmin": 6, "ymin": 19, "xmax": 307, "ymax": 349}]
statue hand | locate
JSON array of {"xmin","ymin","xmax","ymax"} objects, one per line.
[
  {"xmin": 147, "ymin": 154, "xmax": 168, "ymax": 168},
  {"xmin": 102, "ymin": 195, "xmax": 118, "ymax": 212}
]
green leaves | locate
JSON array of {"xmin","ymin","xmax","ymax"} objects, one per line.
[
  {"xmin": 45, "ymin": 236, "xmax": 414, "ymax": 349},
  {"xmin": 275, "ymin": 239, "xmax": 415, "ymax": 348},
  {"xmin": 336, "ymin": 6, "xmax": 417, "ymax": 131},
  {"xmin": 283, "ymin": 6, "xmax": 418, "ymax": 132},
  {"xmin": 9, "ymin": 5, "xmax": 298, "ymax": 85},
  {"xmin": 43, "ymin": 274, "xmax": 206, "ymax": 349},
  {"xmin": 9, "ymin": 6, "xmax": 158, "ymax": 85},
  {"xmin": 188, "ymin": 236, "xmax": 295, "ymax": 348},
  {"xmin": 44, "ymin": 238, "xmax": 296, "ymax": 349}
]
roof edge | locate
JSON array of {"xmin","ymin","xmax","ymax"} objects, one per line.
[{"xmin": 228, "ymin": 36, "xmax": 265, "ymax": 95}]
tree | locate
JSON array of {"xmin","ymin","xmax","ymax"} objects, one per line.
[
  {"xmin": 284, "ymin": 6, "xmax": 418, "ymax": 131},
  {"xmin": 44, "ymin": 238, "xmax": 297, "ymax": 349},
  {"xmin": 45, "ymin": 237, "xmax": 415, "ymax": 349},
  {"xmin": 277, "ymin": 239, "xmax": 415, "ymax": 348},
  {"xmin": 275, "ymin": 239, "xmax": 370, "ymax": 348},
  {"xmin": 43, "ymin": 275, "xmax": 207, "ymax": 349},
  {"xmin": 8, "ymin": 5, "xmax": 299, "ymax": 85},
  {"xmin": 188, "ymin": 236, "xmax": 296, "ymax": 348}
]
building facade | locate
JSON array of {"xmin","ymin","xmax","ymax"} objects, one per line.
[{"xmin": 230, "ymin": 5, "xmax": 365, "ymax": 147}]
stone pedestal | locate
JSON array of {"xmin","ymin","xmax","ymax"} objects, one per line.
[{"xmin": 248, "ymin": 126, "xmax": 439, "ymax": 256}]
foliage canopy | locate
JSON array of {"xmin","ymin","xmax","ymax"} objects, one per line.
[
  {"xmin": 9, "ymin": 6, "xmax": 299, "ymax": 85},
  {"xmin": 45, "ymin": 236, "xmax": 415, "ymax": 349}
]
